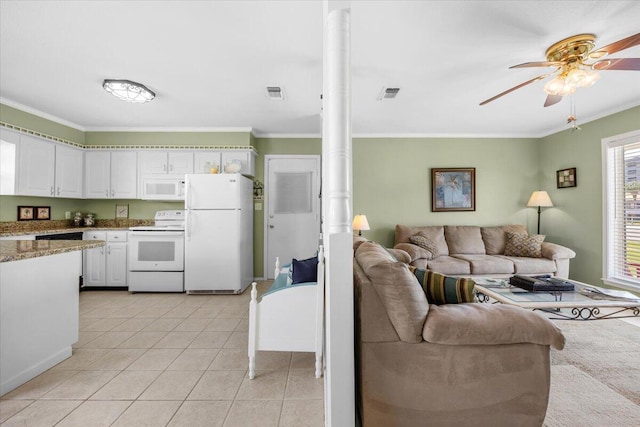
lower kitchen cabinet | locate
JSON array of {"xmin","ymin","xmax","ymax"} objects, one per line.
[{"xmin": 83, "ymin": 231, "xmax": 128, "ymax": 287}]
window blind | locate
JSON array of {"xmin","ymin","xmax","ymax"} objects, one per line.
[{"xmin": 605, "ymin": 133, "xmax": 640, "ymax": 287}]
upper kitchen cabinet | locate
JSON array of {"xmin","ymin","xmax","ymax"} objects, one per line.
[
  {"xmin": 194, "ymin": 151, "xmax": 222, "ymax": 174},
  {"xmin": 0, "ymin": 128, "xmax": 19, "ymax": 195},
  {"xmin": 85, "ymin": 151, "xmax": 137, "ymax": 199},
  {"xmin": 139, "ymin": 151, "xmax": 193, "ymax": 175},
  {"xmin": 16, "ymin": 133, "xmax": 83, "ymax": 198},
  {"xmin": 55, "ymin": 144, "xmax": 84, "ymax": 198}
]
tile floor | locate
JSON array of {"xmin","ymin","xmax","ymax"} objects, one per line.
[{"xmin": 0, "ymin": 282, "xmax": 324, "ymax": 426}]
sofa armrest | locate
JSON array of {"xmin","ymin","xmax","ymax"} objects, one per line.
[
  {"xmin": 386, "ymin": 248, "xmax": 412, "ymax": 264},
  {"xmin": 423, "ymin": 304, "xmax": 565, "ymax": 350},
  {"xmin": 393, "ymin": 243, "xmax": 432, "ymax": 262},
  {"xmin": 541, "ymin": 242, "xmax": 576, "ymax": 260}
]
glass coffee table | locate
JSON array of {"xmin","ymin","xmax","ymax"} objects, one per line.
[{"xmin": 473, "ymin": 278, "xmax": 640, "ymax": 320}]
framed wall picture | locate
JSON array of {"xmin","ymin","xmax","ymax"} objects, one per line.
[
  {"xmin": 431, "ymin": 168, "xmax": 476, "ymax": 212},
  {"xmin": 18, "ymin": 206, "xmax": 34, "ymax": 221},
  {"xmin": 115, "ymin": 204, "xmax": 129, "ymax": 219},
  {"xmin": 35, "ymin": 206, "xmax": 51, "ymax": 220},
  {"xmin": 557, "ymin": 167, "xmax": 577, "ymax": 188}
]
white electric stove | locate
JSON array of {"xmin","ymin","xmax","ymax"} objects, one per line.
[{"xmin": 128, "ymin": 210, "xmax": 185, "ymax": 292}]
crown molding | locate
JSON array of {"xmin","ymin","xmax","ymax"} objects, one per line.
[
  {"xmin": 0, "ymin": 97, "xmax": 86, "ymax": 131},
  {"xmin": 85, "ymin": 126, "xmax": 254, "ymax": 133}
]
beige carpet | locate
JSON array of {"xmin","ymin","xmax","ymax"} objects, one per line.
[{"xmin": 544, "ymin": 318, "xmax": 640, "ymax": 426}]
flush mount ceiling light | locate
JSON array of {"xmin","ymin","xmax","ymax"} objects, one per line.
[{"xmin": 103, "ymin": 79, "xmax": 156, "ymax": 103}]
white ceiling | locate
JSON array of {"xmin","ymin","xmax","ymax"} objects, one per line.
[{"xmin": 1, "ymin": 1, "xmax": 639, "ymax": 138}]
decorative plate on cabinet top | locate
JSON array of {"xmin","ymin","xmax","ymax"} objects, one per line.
[{"xmin": 224, "ymin": 160, "xmax": 242, "ymax": 173}]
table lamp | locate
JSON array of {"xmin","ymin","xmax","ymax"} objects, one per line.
[
  {"xmin": 527, "ymin": 191, "xmax": 553, "ymax": 234},
  {"xmin": 352, "ymin": 214, "xmax": 370, "ymax": 236}
]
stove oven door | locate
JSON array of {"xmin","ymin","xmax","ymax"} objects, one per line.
[{"xmin": 128, "ymin": 231, "xmax": 184, "ymax": 271}]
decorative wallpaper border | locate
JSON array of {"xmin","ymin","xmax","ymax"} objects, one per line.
[
  {"xmin": 0, "ymin": 121, "xmax": 258, "ymax": 153},
  {"xmin": 0, "ymin": 121, "xmax": 84, "ymax": 148}
]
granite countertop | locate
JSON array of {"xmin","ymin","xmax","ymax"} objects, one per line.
[
  {"xmin": 0, "ymin": 227, "xmax": 129, "ymax": 237},
  {"xmin": 0, "ymin": 240, "xmax": 105, "ymax": 263}
]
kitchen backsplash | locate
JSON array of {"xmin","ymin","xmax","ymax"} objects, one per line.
[{"xmin": 0, "ymin": 218, "xmax": 154, "ymax": 235}]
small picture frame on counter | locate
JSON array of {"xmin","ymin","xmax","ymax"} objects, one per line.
[
  {"xmin": 18, "ymin": 206, "xmax": 34, "ymax": 221},
  {"xmin": 35, "ymin": 206, "xmax": 51, "ymax": 220}
]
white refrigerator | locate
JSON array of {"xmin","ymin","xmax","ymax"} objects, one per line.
[{"xmin": 184, "ymin": 174, "xmax": 254, "ymax": 294}]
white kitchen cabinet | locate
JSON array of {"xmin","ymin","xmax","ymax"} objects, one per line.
[
  {"xmin": 85, "ymin": 151, "xmax": 137, "ymax": 199},
  {"xmin": 16, "ymin": 133, "xmax": 83, "ymax": 198},
  {"xmin": 17, "ymin": 134, "xmax": 55, "ymax": 197},
  {"xmin": 55, "ymin": 144, "xmax": 83, "ymax": 198},
  {"xmin": 194, "ymin": 151, "xmax": 222, "ymax": 174},
  {"xmin": 139, "ymin": 151, "xmax": 193, "ymax": 175},
  {"xmin": 83, "ymin": 231, "xmax": 128, "ymax": 287},
  {"xmin": 0, "ymin": 128, "xmax": 19, "ymax": 195}
]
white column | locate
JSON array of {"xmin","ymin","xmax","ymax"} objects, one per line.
[{"xmin": 322, "ymin": 3, "xmax": 355, "ymax": 426}]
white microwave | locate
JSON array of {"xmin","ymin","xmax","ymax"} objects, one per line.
[{"xmin": 141, "ymin": 177, "xmax": 185, "ymax": 200}]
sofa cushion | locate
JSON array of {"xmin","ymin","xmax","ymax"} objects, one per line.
[
  {"xmin": 410, "ymin": 268, "xmax": 476, "ymax": 305},
  {"xmin": 409, "ymin": 233, "xmax": 439, "ymax": 257},
  {"xmin": 426, "ymin": 256, "xmax": 471, "ymax": 275},
  {"xmin": 393, "ymin": 243, "xmax": 432, "ymax": 261},
  {"xmin": 423, "ymin": 304, "xmax": 565, "ymax": 350},
  {"xmin": 444, "ymin": 226, "xmax": 486, "ymax": 254},
  {"xmin": 497, "ymin": 255, "xmax": 557, "ymax": 274},
  {"xmin": 481, "ymin": 224, "xmax": 528, "ymax": 255},
  {"xmin": 395, "ymin": 225, "xmax": 449, "ymax": 256},
  {"xmin": 451, "ymin": 254, "xmax": 515, "ymax": 275},
  {"xmin": 355, "ymin": 242, "xmax": 429, "ymax": 343},
  {"xmin": 505, "ymin": 232, "xmax": 545, "ymax": 257}
]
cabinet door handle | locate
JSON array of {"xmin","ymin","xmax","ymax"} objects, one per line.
[
  {"xmin": 170, "ymin": 164, "xmax": 174, "ymax": 172},
  {"xmin": 100, "ymin": 247, "xmax": 104, "ymax": 255},
  {"xmin": 107, "ymin": 246, "xmax": 111, "ymax": 255},
  {"xmin": 111, "ymin": 189, "xmax": 115, "ymax": 197},
  {"xmin": 50, "ymin": 186, "xmax": 54, "ymax": 196},
  {"xmin": 56, "ymin": 187, "xmax": 60, "ymax": 195},
  {"xmin": 106, "ymin": 190, "xmax": 109, "ymax": 197}
]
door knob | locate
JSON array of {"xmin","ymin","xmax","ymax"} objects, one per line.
[{"xmin": 269, "ymin": 225, "xmax": 274, "ymax": 228}]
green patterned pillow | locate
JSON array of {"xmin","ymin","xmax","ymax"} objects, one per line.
[
  {"xmin": 409, "ymin": 267, "xmax": 476, "ymax": 305},
  {"xmin": 408, "ymin": 232, "xmax": 439, "ymax": 258},
  {"xmin": 504, "ymin": 232, "xmax": 545, "ymax": 258}
]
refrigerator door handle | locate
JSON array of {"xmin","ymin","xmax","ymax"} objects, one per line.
[
  {"xmin": 186, "ymin": 180, "xmax": 192, "ymax": 209},
  {"xmin": 186, "ymin": 210, "xmax": 192, "ymax": 240}
]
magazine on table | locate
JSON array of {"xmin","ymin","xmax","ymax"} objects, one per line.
[{"xmin": 578, "ymin": 285, "xmax": 640, "ymax": 302}]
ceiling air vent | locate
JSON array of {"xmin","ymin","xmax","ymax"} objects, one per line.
[
  {"xmin": 266, "ymin": 86, "xmax": 285, "ymax": 100},
  {"xmin": 377, "ymin": 87, "xmax": 400, "ymax": 101}
]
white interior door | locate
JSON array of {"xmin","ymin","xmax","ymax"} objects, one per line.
[{"xmin": 265, "ymin": 155, "xmax": 320, "ymax": 279}]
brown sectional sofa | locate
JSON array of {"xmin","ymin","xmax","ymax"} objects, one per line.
[
  {"xmin": 394, "ymin": 224, "xmax": 576, "ymax": 278},
  {"xmin": 354, "ymin": 241, "xmax": 566, "ymax": 427}
]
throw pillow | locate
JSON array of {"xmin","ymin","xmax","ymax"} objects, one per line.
[
  {"xmin": 409, "ymin": 267, "xmax": 476, "ymax": 305},
  {"xmin": 504, "ymin": 232, "xmax": 545, "ymax": 258},
  {"xmin": 408, "ymin": 232, "xmax": 439, "ymax": 258},
  {"xmin": 292, "ymin": 256, "xmax": 318, "ymax": 284}
]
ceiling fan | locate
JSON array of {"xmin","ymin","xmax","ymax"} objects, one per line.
[{"xmin": 480, "ymin": 32, "xmax": 640, "ymax": 107}]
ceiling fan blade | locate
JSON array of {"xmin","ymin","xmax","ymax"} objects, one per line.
[
  {"xmin": 589, "ymin": 32, "xmax": 640, "ymax": 58},
  {"xmin": 479, "ymin": 74, "xmax": 550, "ymax": 106},
  {"xmin": 544, "ymin": 94, "xmax": 563, "ymax": 107},
  {"xmin": 510, "ymin": 61, "xmax": 563, "ymax": 69},
  {"xmin": 592, "ymin": 58, "xmax": 640, "ymax": 71}
]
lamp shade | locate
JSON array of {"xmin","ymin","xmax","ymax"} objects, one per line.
[
  {"xmin": 352, "ymin": 214, "xmax": 370, "ymax": 232},
  {"xmin": 527, "ymin": 191, "xmax": 553, "ymax": 207}
]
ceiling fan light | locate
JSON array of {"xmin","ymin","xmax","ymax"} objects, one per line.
[
  {"xmin": 543, "ymin": 77, "xmax": 566, "ymax": 95},
  {"xmin": 578, "ymin": 70, "xmax": 601, "ymax": 87},
  {"xmin": 103, "ymin": 79, "xmax": 155, "ymax": 103},
  {"xmin": 565, "ymin": 68, "xmax": 587, "ymax": 86}
]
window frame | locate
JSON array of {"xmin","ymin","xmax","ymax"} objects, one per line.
[{"xmin": 602, "ymin": 129, "xmax": 640, "ymax": 292}]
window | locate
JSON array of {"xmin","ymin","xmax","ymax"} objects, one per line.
[{"xmin": 603, "ymin": 130, "xmax": 640, "ymax": 290}]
